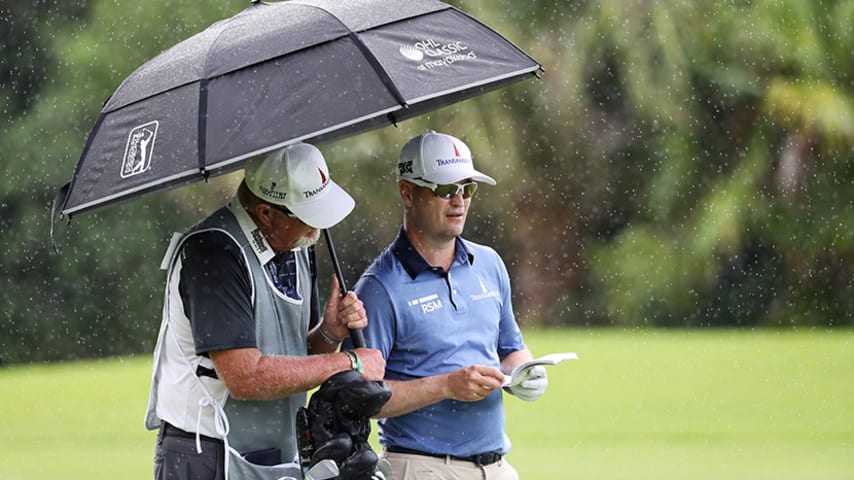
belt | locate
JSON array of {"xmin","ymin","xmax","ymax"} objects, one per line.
[
  {"xmin": 386, "ymin": 446, "xmax": 503, "ymax": 466},
  {"xmin": 160, "ymin": 421, "xmax": 223, "ymax": 444}
]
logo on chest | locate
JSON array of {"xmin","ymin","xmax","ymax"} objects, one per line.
[
  {"xmin": 407, "ymin": 293, "xmax": 444, "ymax": 314},
  {"xmin": 470, "ymin": 275, "xmax": 499, "ymax": 301}
]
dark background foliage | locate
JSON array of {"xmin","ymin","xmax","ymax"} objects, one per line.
[{"xmin": 2, "ymin": 0, "xmax": 852, "ymax": 364}]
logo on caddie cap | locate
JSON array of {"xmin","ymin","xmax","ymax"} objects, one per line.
[{"xmin": 244, "ymin": 143, "xmax": 354, "ymax": 229}]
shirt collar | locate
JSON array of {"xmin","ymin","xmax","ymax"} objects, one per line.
[
  {"xmin": 229, "ymin": 196, "xmax": 277, "ymax": 266},
  {"xmin": 391, "ymin": 226, "xmax": 473, "ymax": 279}
]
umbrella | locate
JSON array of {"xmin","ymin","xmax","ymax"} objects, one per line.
[
  {"xmin": 55, "ymin": 0, "xmax": 541, "ymax": 217},
  {"xmin": 53, "ymin": 0, "xmax": 542, "ymax": 346}
]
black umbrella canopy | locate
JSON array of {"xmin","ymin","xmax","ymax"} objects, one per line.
[{"xmin": 58, "ymin": 0, "xmax": 542, "ymax": 216}]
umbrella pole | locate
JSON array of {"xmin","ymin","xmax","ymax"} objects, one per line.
[{"xmin": 323, "ymin": 229, "xmax": 367, "ymax": 348}]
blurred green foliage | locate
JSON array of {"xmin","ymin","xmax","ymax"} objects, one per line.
[{"xmin": 1, "ymin": 0, "xmax": 852, "ymax": 364}]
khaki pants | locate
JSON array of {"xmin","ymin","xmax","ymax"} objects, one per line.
[{"xmin": 383, "ymin": 450, "xmax": 520, "ymax": 480}]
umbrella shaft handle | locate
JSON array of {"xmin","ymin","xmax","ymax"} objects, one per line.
[
  {"xmin": 349, "ymin": 328, "xmax": 366, "ymax": 349},
  {"xmin": 323, "ymin": 229, "xmax": 366, "ymax": 348}
]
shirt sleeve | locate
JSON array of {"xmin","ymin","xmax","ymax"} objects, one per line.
[
  {"xmin": 178, "ymin": 230, "xmax": 256, "ymax": 355},
  {"xmin": 495, "ymin": 251, "xmax": 525, "ymax": 358},
  {"xmin": 349, "ymin": 274, "xmax": 395, "ymax": 359}
]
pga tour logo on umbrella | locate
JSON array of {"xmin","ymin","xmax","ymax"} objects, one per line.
[
  {"xmin": 398, "ymin": 38, "xmax": 477, "ymax": 70},
  {"xmin": 120, "ymin": 121, "xmax": 158, "ymax": 178}
]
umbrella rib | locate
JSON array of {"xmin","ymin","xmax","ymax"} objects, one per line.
[
  {"xmin": 346, "ymin": 31, "xmax": 408, "ymax": 108},
  {"xmin": 291, "ymin": 2, "xmax": 410, "ymax": 109}
]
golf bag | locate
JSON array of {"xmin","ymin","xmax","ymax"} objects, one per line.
[{"xmin": 297, "ymin": 370, "xmax": 392, "ymax": 480}]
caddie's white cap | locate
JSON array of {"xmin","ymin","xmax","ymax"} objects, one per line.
[
  {"xmin": 244, "ymin": 143, "xmax": 355, "ymax": 229},
  {"xmin": 397, "ymin": 131, "xmax": 496, "ymax": 185}
]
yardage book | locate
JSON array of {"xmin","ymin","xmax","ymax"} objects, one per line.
[{"xmin": 502, "ymin": 352, "xmax": 579, "ymax": 387}]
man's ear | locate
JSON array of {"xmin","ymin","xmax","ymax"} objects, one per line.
[
  {"xmin": 253, "ymin": 203, "xmax": 276, "ymax": 228},
  {"xmin": 399, "ymin": 180, "xmax": 415, "ymax": 208}
]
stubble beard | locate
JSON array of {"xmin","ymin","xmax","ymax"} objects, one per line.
[{"xmin": 294, "ymin": 228, "xmax": 321, "ymax": 248}]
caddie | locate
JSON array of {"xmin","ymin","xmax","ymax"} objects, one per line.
[{"xmin": 145, "ymin": 142, "xmax": 385, "ymax": 480}]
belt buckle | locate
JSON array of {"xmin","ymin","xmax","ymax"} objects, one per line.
[{"xmin": 474, "ymin": 452, "xmax": 501, "ymax": 466}]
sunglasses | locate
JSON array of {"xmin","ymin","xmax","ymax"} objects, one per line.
[
  {"xmin": 268, "ymin": 202, "xmax": 298, "ymax": 219},
  {"xmin": 406, "ymin": 178, "xmax": 478, "ymax": 199}
]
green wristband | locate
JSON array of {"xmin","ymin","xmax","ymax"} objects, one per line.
[{"xmin": 345, "ymin": 350, "xmax": 362, "ymax": 373}]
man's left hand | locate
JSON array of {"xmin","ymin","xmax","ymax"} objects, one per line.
[{"xmin": 506, "ymin": 365, "xmax": 548, "ymax": 402}]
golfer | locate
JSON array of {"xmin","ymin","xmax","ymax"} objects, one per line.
[
  {"xmin": 144, "ymin": 143, "xmax": 385, "ymax": 480},
  {"xmin": 349, "ymin": 132, "xmax": 548, "ymax": 480}
]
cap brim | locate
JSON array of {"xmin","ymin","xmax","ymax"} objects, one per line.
[
  {"xmin": 286, "ymin": 181, "xmax": 355, "ymax": 229},
  {"xmin": 425, "ymin": 169, "xmax": 497, "ymax": 186}
]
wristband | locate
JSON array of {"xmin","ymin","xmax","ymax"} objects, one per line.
[
  {"xmin": 344, "ymin": 350, "xmax": 362, "ymax": 373},
  {"xmin": 318, "ymin": 326, "xmax": 344, "ymax": 345}
]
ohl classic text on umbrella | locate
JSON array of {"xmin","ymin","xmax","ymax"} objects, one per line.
[{"xmin": 53, "ymin": 0, "xmax": 543, "ymax": 345}]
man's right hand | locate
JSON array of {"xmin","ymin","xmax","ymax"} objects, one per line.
[
  {"xmin": 351, "ymin": 347, "xmax": 385, "ymax": 382},
  {"xmin": 444, "ymin": 365, "xmax": 504, "ymax": 402}
]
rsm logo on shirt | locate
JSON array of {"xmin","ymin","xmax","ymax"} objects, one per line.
[{"xmin": 407, "ymin": 293, "xmax": 444, "ymax": 313}]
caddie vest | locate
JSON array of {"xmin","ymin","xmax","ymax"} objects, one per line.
[{"xmin": 145, "ymin": 203, "xmax": 311, "ymax": 468}]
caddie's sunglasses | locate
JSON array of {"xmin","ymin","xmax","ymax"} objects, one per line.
[
  {"xmin": 268, "ymin": 202, "xmax": 298, "ymax": 218},
  {"xmin": 406, "ymin": 178, "xmax": 478, "ymax": 200}
]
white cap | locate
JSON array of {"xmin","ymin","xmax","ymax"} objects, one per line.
[
  {"xmin": 397, "ymin": 131, "xmax": 496, "ymax": 185},
  {"xmin": 244, "ymin": 143, "xmax": 355, "ymax": 229}
]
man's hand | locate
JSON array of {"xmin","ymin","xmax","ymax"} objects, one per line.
[
  {"xmin": 506, "ymin": 365, "xmax": 548, "ymax": 402},
  {"xmin": 444, "ymin": 365, "xmax": 505, "ymax": 402},
  {"xmin": 321, "ymin": 275, "xmax": 366, "ymax": 342},
  {"xmin": 351, "ymin": 348, "xmax": 386, "ymax": 382}
]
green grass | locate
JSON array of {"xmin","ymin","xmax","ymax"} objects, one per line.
[{"xmin": 1, "ymin": 329, "xmax": 853, "ymax": 479}]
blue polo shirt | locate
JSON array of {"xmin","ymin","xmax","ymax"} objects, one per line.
[{"xmin": 352, "ymin": 227, "xmax": 525, "ymax": 456}]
